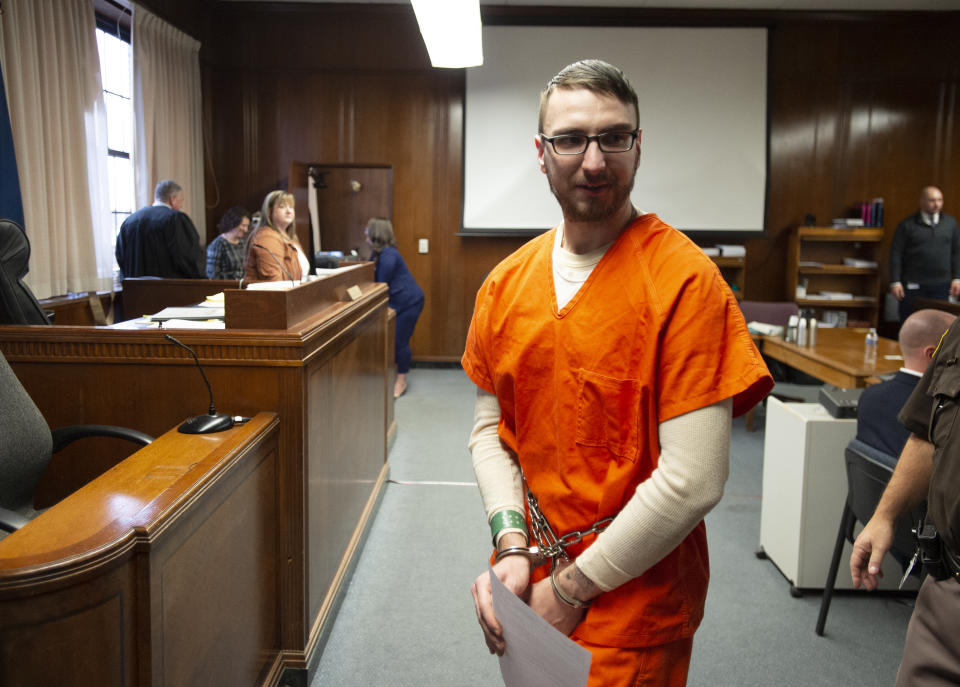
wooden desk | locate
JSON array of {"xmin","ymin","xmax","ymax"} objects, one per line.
[
  {"xmin": 761, "ymin": 327, "xmax": 901, "ymax": 388},
  {"xmin": 0, "ymin": 265, "xmax": 391, "ymax": 684},
  {"xmin": 0, "ymin": 413, "xmax": 281, "ymax": 686},
  {"xmin": 120, "ymin": 277, "xmax": 238, "ymax": 320},
  {"xmin": 39, "ymin": 290, "xmax": 114, "ymax": 325}
]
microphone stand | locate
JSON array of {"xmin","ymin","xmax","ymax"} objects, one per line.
[
  {"xmin": 164, "ymin": 334, "xmax": 234, "ymax": 434},
  {"xmin": 254, "ymin": 242, "xmax": 297, "ymax": 287}
]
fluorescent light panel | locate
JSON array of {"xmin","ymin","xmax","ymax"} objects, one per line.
[{"xmin": 411, "ymin": 0, "xmax": 483, "ymax": 68}]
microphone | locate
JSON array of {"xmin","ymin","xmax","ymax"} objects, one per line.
[
  {"xmin": 164, "ymin": 334, "xmax": 234, "ymax": 434},
  {"xmin": 254, "ymin": 242, "xmax": 296, "ymax": 286}
]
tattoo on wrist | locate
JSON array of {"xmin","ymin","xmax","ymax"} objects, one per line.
[{"xmin": 565, "ymin": 564, "xmax": 597, "ymax": 598}]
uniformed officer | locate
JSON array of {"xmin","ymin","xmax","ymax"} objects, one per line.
[{"xmin": 851, "ymin": 317, "xmax": 960, "ymax": 685}]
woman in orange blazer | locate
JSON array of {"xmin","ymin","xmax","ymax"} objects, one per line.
[{"xmin": 244, "ymin": 190, "xmax": 308, "ymax": 283}]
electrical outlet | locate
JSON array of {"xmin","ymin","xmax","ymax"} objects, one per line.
[{"xmin": 418, "ymin": 238, "xmax": 429, "ymax": 254}]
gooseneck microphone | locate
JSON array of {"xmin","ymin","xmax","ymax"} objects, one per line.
[
  {"xmin": 254, "ymin": 242, "xmax": 297, "ymax": 286},
  {"xmin": 164, "ymin": 334, "xmax": 234, "ymax": 434}
]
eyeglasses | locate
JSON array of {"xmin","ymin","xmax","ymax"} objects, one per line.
[{"xmin": 539, "ymin": 130, "xmax": 640, "ymax": 155}]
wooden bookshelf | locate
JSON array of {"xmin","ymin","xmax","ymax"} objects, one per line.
[
  {"xmin": 710, "ymin": 255, "xmax": 745, "ymax": 299},
  {"xmin": 787, "ymin": 227, "xmax": 883, "ymax": 326}
]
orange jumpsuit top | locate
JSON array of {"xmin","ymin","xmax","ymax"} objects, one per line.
[{"xmin": 462, "ymin": 214, "xmax": 772, "ymax": 648}]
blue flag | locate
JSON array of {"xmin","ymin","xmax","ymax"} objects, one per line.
[{"xmin": 0, "ymin": 58, "xmax": 25, "ymax": 228}]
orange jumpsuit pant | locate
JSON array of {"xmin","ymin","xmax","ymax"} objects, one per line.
[{"xmin": 580, "ymin": 636, "xmax": 694, "ymax": 687}]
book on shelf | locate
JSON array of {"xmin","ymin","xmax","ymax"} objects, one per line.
[
  {"xmin": 716, "ymin": 244, "xmax": 745, "ymax": 258},
  {"xmin": 871, "ymin": 198, "xmax": 884, "ymax": 227},
  {"xmin": 842, "ymin": 257, "xmax": 878, "ymax": 269},
  {"xmin": 832, "ymin": 218, "xmax": 864, "ymax": 228},
  {"xmin": 854, "ymin": 198, "xmax": 884, "ymax": 227},
  {"xmin": 821, "ymin": 310, "xmax": 848, "ymax": 327}
]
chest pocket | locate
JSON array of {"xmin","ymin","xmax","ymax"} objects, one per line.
[
  {"xmin": 928, "ymin": 361, "xmax": 960, "ymax": 447},
  {"xmin": 575, "ymin": 369, "xmax": 641, "ymax": 462}
]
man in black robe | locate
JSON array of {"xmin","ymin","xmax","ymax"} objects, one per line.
[{"xmin": 115, "ymin": 179, "xmax": 205, "ymax": 279}]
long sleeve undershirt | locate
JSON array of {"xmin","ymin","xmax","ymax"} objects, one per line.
[{"xmin": 469, "ymin": 388, "xmax": 732, "ymax": 591}]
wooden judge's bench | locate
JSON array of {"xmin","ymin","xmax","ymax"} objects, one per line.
[{"xmin": 0, "ymin": 263, "xmax": 395, "ymax": 685}]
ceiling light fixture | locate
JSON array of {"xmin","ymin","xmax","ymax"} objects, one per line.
[{"xmin": 411, "ymin": 0, "xmax": 483, "ymax": 69}]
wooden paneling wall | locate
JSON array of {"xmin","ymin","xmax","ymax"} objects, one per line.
[
  {"xmin": 133, "ymin": 0, "xmax": 209, "ymax": 40},
  {"xmin": 761, "ymin": 16, "xmax": 959, "ymax": 311},
  {"xmin": 199, "ymin": 3, "xmax": 960, "ymax": 362}
]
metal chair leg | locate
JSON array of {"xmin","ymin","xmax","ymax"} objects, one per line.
[{"xmin": 816, "ymin": 501, "xmax": 854, "ymax": 636}]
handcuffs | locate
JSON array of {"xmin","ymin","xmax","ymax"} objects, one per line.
[{"xmin": 495, "ymin": 473, "xmax": 614, "ymax": 606}]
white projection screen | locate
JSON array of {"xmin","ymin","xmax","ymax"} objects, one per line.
[{"xmin": 463, "ymin": 26, "xmax": 768, "ymax": 234}]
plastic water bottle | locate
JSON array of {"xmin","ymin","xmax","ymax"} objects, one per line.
[
  {"xmin": 786, "ymin": 315, "xmax": 799, "ymax": 343},
  {"xmin": 864, "ymin": 327, "xmax": 879, "ymax": 364}
]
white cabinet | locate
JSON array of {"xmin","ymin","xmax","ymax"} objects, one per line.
[{"xmin": 759, "ymin": 397, "xmax": 911, "ymax": 591}]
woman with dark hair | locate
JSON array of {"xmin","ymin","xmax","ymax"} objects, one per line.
[
  {"xmin": 206, "ymin": 206, "xmax": 251, "ymax": 279},
  {"xmin": 366, "ymin": 217, "xmax": 424, "ymax": 398},
  {"xmin": 244, "ymin": 190, "xmax": 308, "ymax": 283}
]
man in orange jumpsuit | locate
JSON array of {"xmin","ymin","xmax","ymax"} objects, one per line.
[{"xmin": 463, "ymin": 60, "xmax": 773, "ymax": 686}]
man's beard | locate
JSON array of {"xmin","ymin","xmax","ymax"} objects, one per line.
[{"xmin": 546, "ymin": 170, "xmax": 636, "ymax": 223}]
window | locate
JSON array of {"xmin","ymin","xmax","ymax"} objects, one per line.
[{"xmin": 95, "ymin": 26, "xmax": 134, "ymax": 238}]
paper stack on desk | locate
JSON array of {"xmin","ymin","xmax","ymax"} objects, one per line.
[
  {"xmin": 151, "ymin": 306, "xmax": 225, "ymax": 321},
  {"xmin": 200, "ymin": 292, "xmax": 225, "ymax": 307},
  {"xmin": 161, "ymin": 319, "xmax": 225, "ymax": 329}
]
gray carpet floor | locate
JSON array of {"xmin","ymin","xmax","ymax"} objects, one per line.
[{"xmin": 312, "ymin": 368, "xmax": 913, "ymax": 686}]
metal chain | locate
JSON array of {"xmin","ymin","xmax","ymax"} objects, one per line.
[{"xmin": 523, "ymin": 474, "xmax": 614, "ymax": 567}]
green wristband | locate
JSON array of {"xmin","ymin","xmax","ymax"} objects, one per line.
[{"xmin": 490, "ymin": 509, "xmax": 527, "ymax": 545}]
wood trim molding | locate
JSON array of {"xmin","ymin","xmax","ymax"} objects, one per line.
[
  {"xmin": 0, "ymin": 284, "xmax": 388, "ymax": 367},
  {"xmin": 0, "ymin": 413, "xmax": 279, "ymax": 590}
]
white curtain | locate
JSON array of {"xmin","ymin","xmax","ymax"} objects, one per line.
[
  {"xmin": 0, "ymin": 0, "xmax": 114, "ymax": 298},
  {"xmin": 132, "ymin": 6, "xmax": 205, "ymax": 237}
]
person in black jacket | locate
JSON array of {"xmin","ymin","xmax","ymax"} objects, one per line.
[
  {"xmin": 365, "ymin": 217, "xmax": 424, "ymax": 398},
  {"xmin": 115, "ymin": 180, "xmax": 204, "ymax": 279},
  {"xmin": 856, "ymin": 308, "xmax": 955, "ymax": 459},
  {"xmin": 889, "ymin": 186, "xmax": 960, "ymax": 321}
]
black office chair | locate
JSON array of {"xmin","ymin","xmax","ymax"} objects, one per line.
[
  {"xmin": 815, "ymin": 438, "xmax": 923, "ymax": 636},
  {"xmin": 0, "ymin": 219, "xmax": 50, "ymax": 325},
  {"xmin": 0, "ymin": 349, "xmax": 154, "ymax": 534},
  {"xmin": 738, "ymin": 300, "xmax": 800, "ymax": 331}
]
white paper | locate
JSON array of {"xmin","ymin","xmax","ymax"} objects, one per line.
[
  {"xmin": 489, "ymin": 568, "xmax": 591, "ymax": 687},
  {"xmin": 159, "ymin": 319, "xmax": 225, "ymax": 330},
  {"xmin": 198, "ymin": 292, "xmax": 224, "ymax": 307},
  {"xmin": 245, "ymin": 280, "xmax": 299, "ymax": 291},
  {"xmin": 151, "ymin": 306, "xmax": 224, "ymax": 320},
  {"xmin": 314, "ymin": 266, "xmax": 355, "ymax": 276},
  {"xmin": 109, "ymin": 317, "xmax": 158, "ymax": 330}
]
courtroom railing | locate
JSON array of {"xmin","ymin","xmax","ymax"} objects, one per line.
[{"xmin": 0, "ymin": 412, "xmax": 283, "ymax": 686}]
